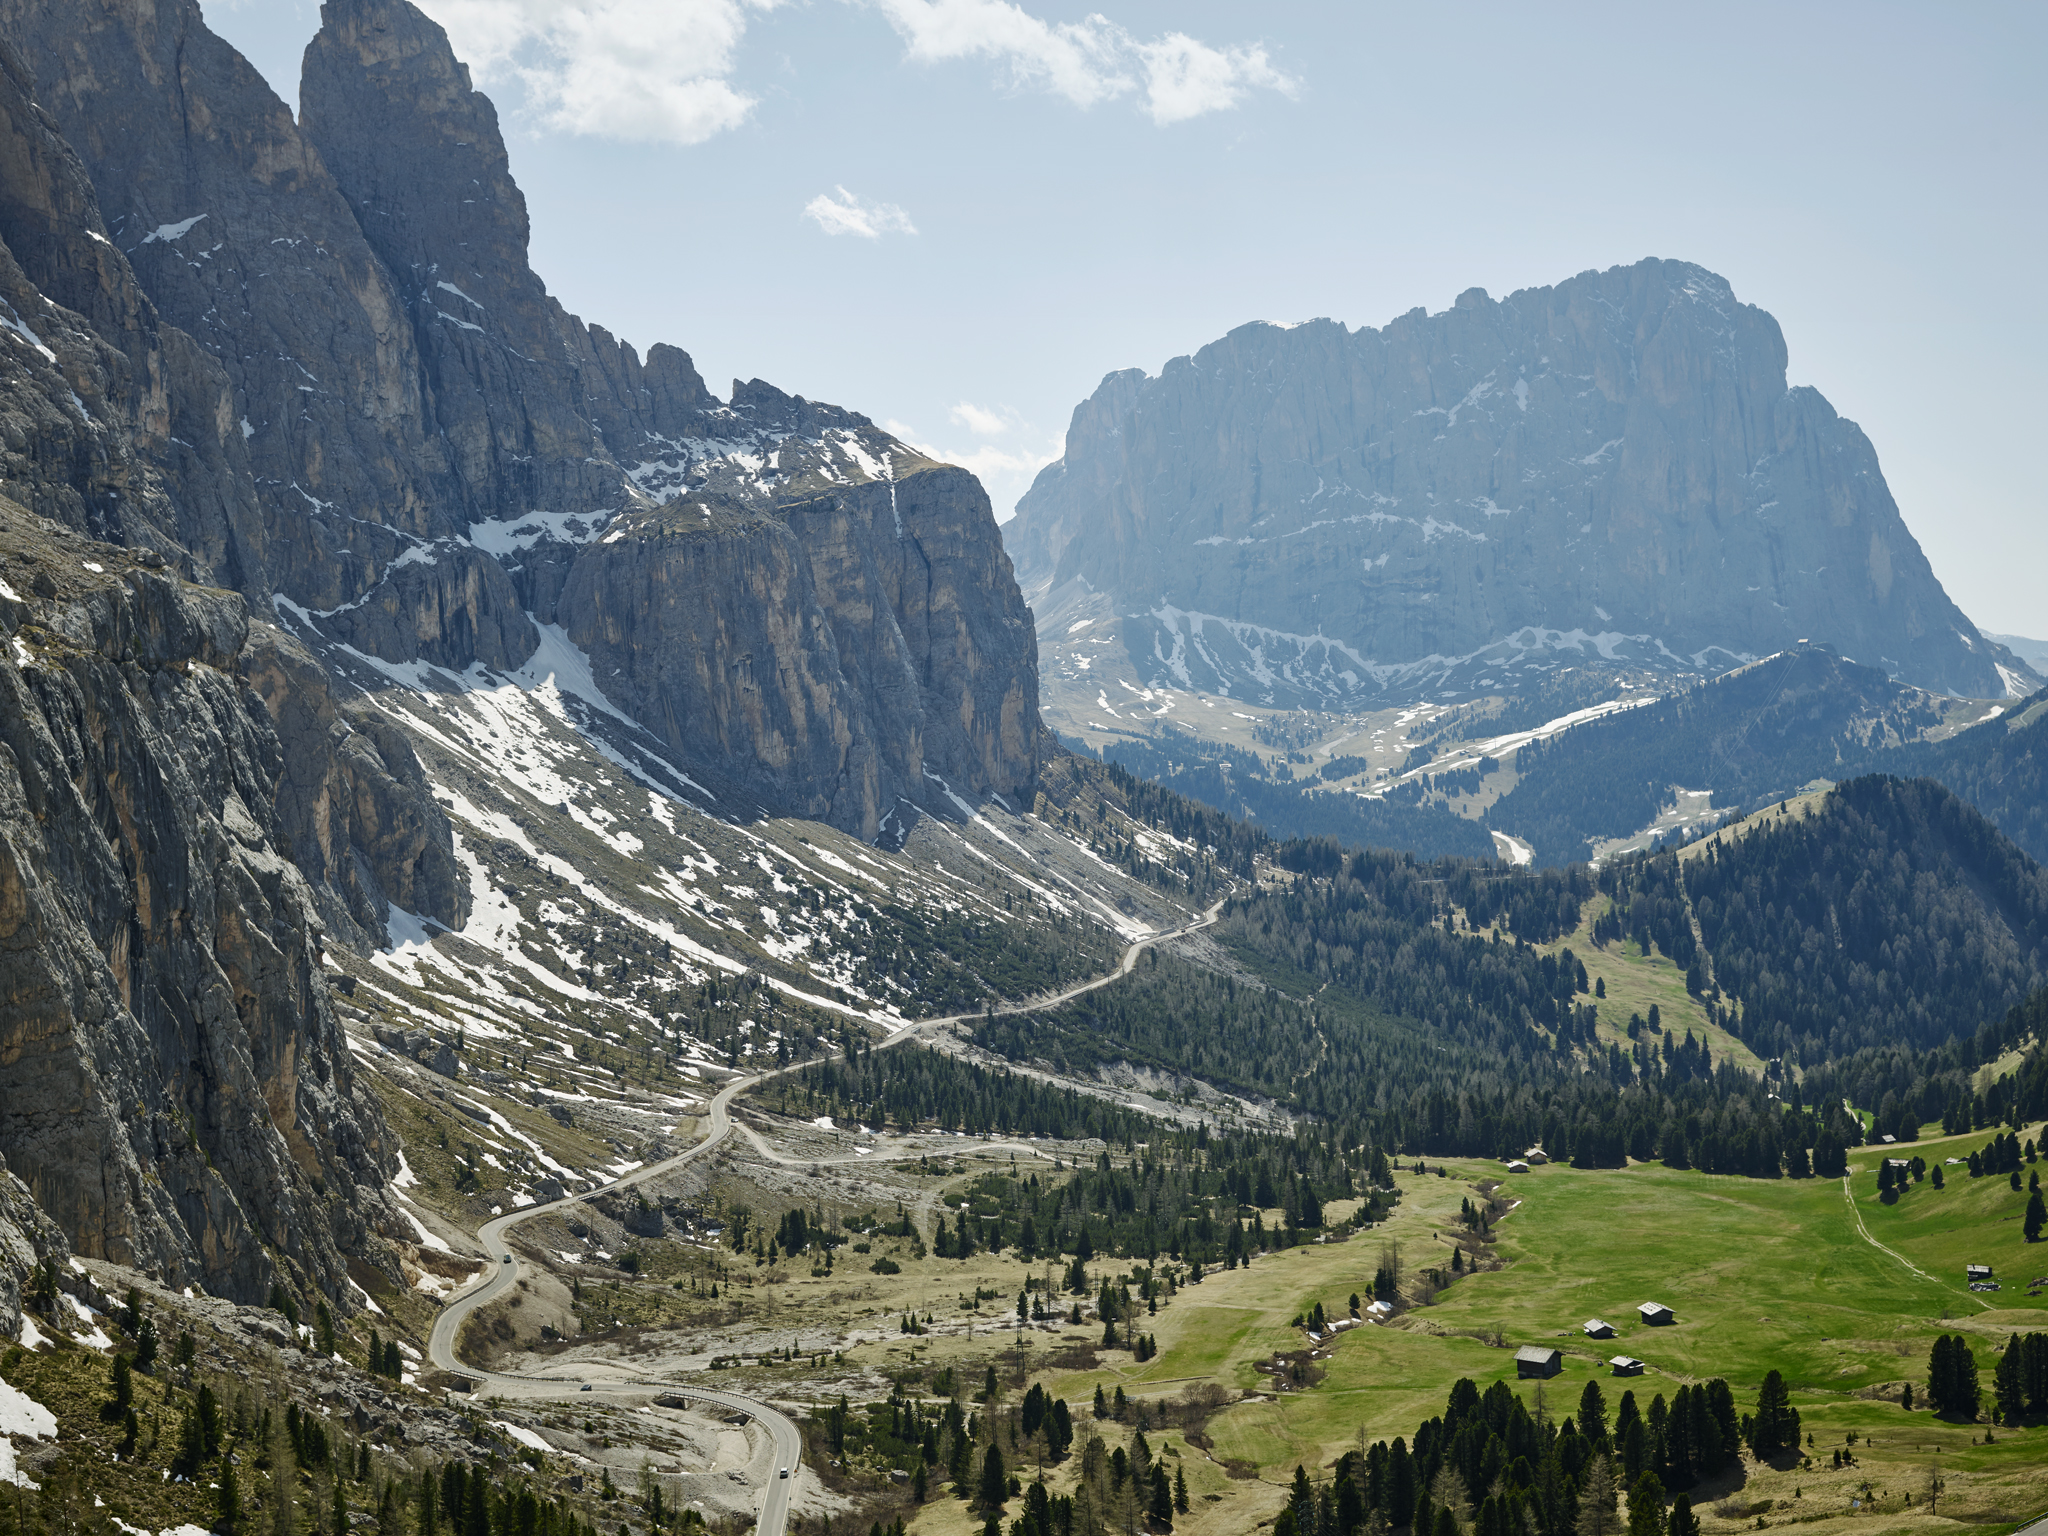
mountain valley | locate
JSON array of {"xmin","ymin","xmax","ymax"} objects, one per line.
[{"xmin": 0, "ymin": 6, "xmax": 2040, "ymax": 1536}]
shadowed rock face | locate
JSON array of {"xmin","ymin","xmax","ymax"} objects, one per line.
[
  {"xmin": 0, "ymin": 1151, "xmax": 68, "ymax": 1344},
  {"xmin": 0, "ymin": 0, "xmax": 528, "ymax": 670},
  {"xmin": 565, "ymin": 463, "xmax": 1043, "ymax": 836},
  {"xmin": 1008, "ymin": 261, "xmax": 2032, "ymax": 706},
  {"xmin": 295, "ymin": 0, "xmax": 1044, "ymax": 836},
  {"xmin": 0, "ymin": 511, "xmax": 404, "ymax": 1304}
]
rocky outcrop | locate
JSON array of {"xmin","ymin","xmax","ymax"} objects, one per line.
[
  {"xmin": 0, "ymin": 1150, "xmax": 67, "ymax": 1343},
  {"xmin": 564, "ymin": 459, "xmax": 1043, "ymax": 836},
  {"xmin": 0, "ymin": 0, "xmax": 1049, "ymax": 1309},
  {"xmin": 294, "ymin": 0, "xmax": 1044, "ymax": 833},
  {"xmin": 1009, "ymin": 260, "xmax": 2034, "ymax": 704},
  {"xmin": 241, "ymin": 623, "xmax": 468, "ymax": 949},
  {"xmin": 0, "ymin": 0, "xmax": 1045, "ymax": 837},
  {"xmin": 0, "ymin": 0, "xmax": 530, "ymax": 670},
  {"xmin": 0, "ymin": 22, "xmax": 459, "ymax": 945},
  {"xmin": 0, "ymin": 506, "xmax": 403, "ymax": 1305}
]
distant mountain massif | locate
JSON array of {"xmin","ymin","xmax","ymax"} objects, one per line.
[
  {"xmin": 1009, "ymin": 258, "xmax": 2035, "ymax": 706},
  {"xmin": 1009, "ymin": 262, "xmax": 2043, "ymax": 867}
]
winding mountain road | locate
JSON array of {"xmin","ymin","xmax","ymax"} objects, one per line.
[{"xmin": 426, "ymin": 896, "xmax": 1224, "ymax": 1536}]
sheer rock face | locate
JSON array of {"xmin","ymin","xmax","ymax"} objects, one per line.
[
  {"xmin": 0, "ymin": 45, "xmax": 453, "ymax": 1305},
  {"xmin": 1008, "ymin": 260, "xmax": 2030, "ymax": 705},
  {"xmin": 565, "ymin": 462, "xmax": 1044, "ymax": 837},
  {"xmin": 0, "ymin": 512, "xmax": 399, "ymax": 1305},
  {"xmin": 294, "ymin": 0, "xmax": 1043, "ymax": 834},
  {"xmin": 299, "ymin": 0, "xmax": 717, "ymax": 531},
  {"xmin": 0, "ymin": 25, "xmax": 462, "ymax": 945},
  {"xmin": 0, "ymin": 0, "xmax": 529, "ymax": 670},
  {"xmin": 0, "ymin": 0, "xmax": 1040, "ymax": 836}
]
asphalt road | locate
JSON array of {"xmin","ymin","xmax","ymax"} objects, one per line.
[{"xmin": 426, "ymin": 896, "xmax": 1224, "ymax": 1535}]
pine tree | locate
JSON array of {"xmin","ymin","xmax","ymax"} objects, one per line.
[
  {"xmin": 1580, "ymin": 1381, "xmax": 1610, "ymax": 1446},
  {"xmin": 1150, "ymin": 1465, "xmax": 1174, "ymax": 1527},
  {"xmin": 1929, "ymin": 1334, "xmax": 1981, "ymax": 1419},
  {"xmin": 1174, "ymin": 1465, "xmax": 1190, "ymax": 1514},
  {"xmin": 1751, "ymin": 1370, "xmax": 1800, "ymax": 1455},
  {"xmin": 1994, "ymin": 1335, "xmax": 2027, "ymax": 1424},
  {"xmin": 219, "ymin": 1452, "xmax": 241, "ymax": 1535},
  {"xmin": 2026, "ymin": 1188, "xmax": 2046, "ymax": 1243},
  {"xmin": 1626, "ymin": 1472, "xmax": 1665, "ymax": 1536},
  {"xmin": 978, "ymin": 1442, "xmax": 1008, "ymax": 1512},
  {"xmin": 1666, "ymin": 1496, "xmax": 1700, "ymax": 1536}
]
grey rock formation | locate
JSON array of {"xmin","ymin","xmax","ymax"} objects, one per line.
[
  {"xmin": 0, "ymin": 0, "xmax": 1050, "ymax": 1311},
  {"xmin": 0, "ymin": 509, "xmax": 400, "ymax": 1304},
  {"xmin": 0, "ymin": 0, "xmax": 1040, "ymax": 841},
  {"xmin": 1008, "ymin": 261, "xmax": 2034, "ymax": 705},
  {"xmin": 242, "ymin": 624, "xmax": 468, "ymax": 949},
  {"xmin": 0, "ymin": 1151, "xmax": 68, "ymax": 1343}
]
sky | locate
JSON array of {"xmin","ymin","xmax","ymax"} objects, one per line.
[{"xmin": 208, "ymin": 0, "xmax": 2046, "ymax": 636}]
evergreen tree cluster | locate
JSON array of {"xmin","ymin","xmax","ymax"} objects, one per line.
[
  {"xmin": 1484, "ymin": 647, "xmax": 1966, "ymax": 864},
  {"xmin": 1280, "ymin": 1373, "xmax": 1746, "ymax": 1536},
  {"xmin": 1926, "ymin": 1335, "xmax": 1981, "ymax": 1419},
  {"xmin": 1991, "ymin": 1332, "xmax": 2048, "ymax": 1422},
  {"xmin": 1661, "ymin": 777, "xmax": 2048, "ymax": 1059},
  {"xmin": 1870, "ymin": 700, "xmax": 2048, "ymax": 866},
  {"xmin": 980, "ymin": 937, "xmax": 1872, "ymax": 1181},
  {"xmin": 1800, "ymin": 981, "xmax": 2048, "ymax": 1145}
]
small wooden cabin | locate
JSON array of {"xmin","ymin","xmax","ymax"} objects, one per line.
[{"xmin": 1515, "ymin": 1345, "xmax": 1562, "ymax": 1378}]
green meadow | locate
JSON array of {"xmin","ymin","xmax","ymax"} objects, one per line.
[{"xmin": 1011, "ymin": 1119, "xmax": 2048, "ymax": 1536}]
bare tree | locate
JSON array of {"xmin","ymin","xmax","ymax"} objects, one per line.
[{"xmin": 1576, "ymin": 1454, "xmax": 1620, "ymax": 1536}]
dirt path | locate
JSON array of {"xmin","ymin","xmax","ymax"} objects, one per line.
[{"xmin": 1837, "ymin": 1175, "xmax": 1985, "ymax": 1307}]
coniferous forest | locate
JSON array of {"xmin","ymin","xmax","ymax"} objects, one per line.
[{"xmin": 955, "ymin": 776, "xmax": 2048, "ymax": 1182}]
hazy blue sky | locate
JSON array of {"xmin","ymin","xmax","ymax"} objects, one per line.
[{"xmin": 209, "ymin": 1, "xmax": 2045, "ymax": 635}]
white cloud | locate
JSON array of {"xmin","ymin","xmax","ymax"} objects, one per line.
[
  {"xmin": 948, "ymin": 401, "xmax": 1013, "ymax": 436},
  {"xmin": 406, "ymin": 0, "xmax": 1291, "ymax": 147},
  {"xmin": 884, "ymin": 418, "xmax": 1059, "ymax": 519},
  {"xmin": 1138, "ymin": 34, "xmax": 1296, "ymax": 126},
  {"xmin": 803, "ymin": 187, "xmax": 918, "ymax": 238},
  {"xmin": 872, "ymin": 0, "xmax": 1295, "ymax": 123},
  {"xmin": 414, "ymin": 0, "xmax": 774, "ymax": 145}
]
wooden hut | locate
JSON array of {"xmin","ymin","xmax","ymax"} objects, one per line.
[{"xmin": 1515, "ymin": 1345, "xmax": 1562, "ymax": 1379}]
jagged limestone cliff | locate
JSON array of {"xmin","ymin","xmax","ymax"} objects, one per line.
[
  {"xmin": 0, "ymin": 509, "xmax": 405, "ymax": 1303},
  {"xmin": 0, "ymin": 0, "xmax": 1042, "ymax": 839},
  {"xmin": 1009, "ymin": 261, "xmax": 2031, "ymax": 706}
]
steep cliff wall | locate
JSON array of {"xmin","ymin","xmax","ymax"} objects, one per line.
[
  {"xmin": 0, "ymin": 26, "xmax": 464, "ymax": 947},
  {"xmin": 0, "ymin": 508, "xmax": 403, "ymax": 1304},
  {"xmin": 0, "ymin": 0, "xmax": 532, "ymax": 669},
  {"xmin": 563, "ymin": 460, "xmax": 1042, "ymax": 837},
  {"xmin": 1009, "ymin": 261, "xmax": 2030, "ymax": 705},
  {"xmin": 294, "ymin": 0, "xmax": 1046, "ymax": 835}
]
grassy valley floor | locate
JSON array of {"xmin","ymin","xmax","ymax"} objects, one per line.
[{"xmin": 890, "ymin": 1123, "xmax": 2047, "ymax": 1536}]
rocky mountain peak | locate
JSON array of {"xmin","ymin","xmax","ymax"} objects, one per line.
[{"xmin": 1009, "ymin": 257, "xmax": 2034, "ymax": 707}]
